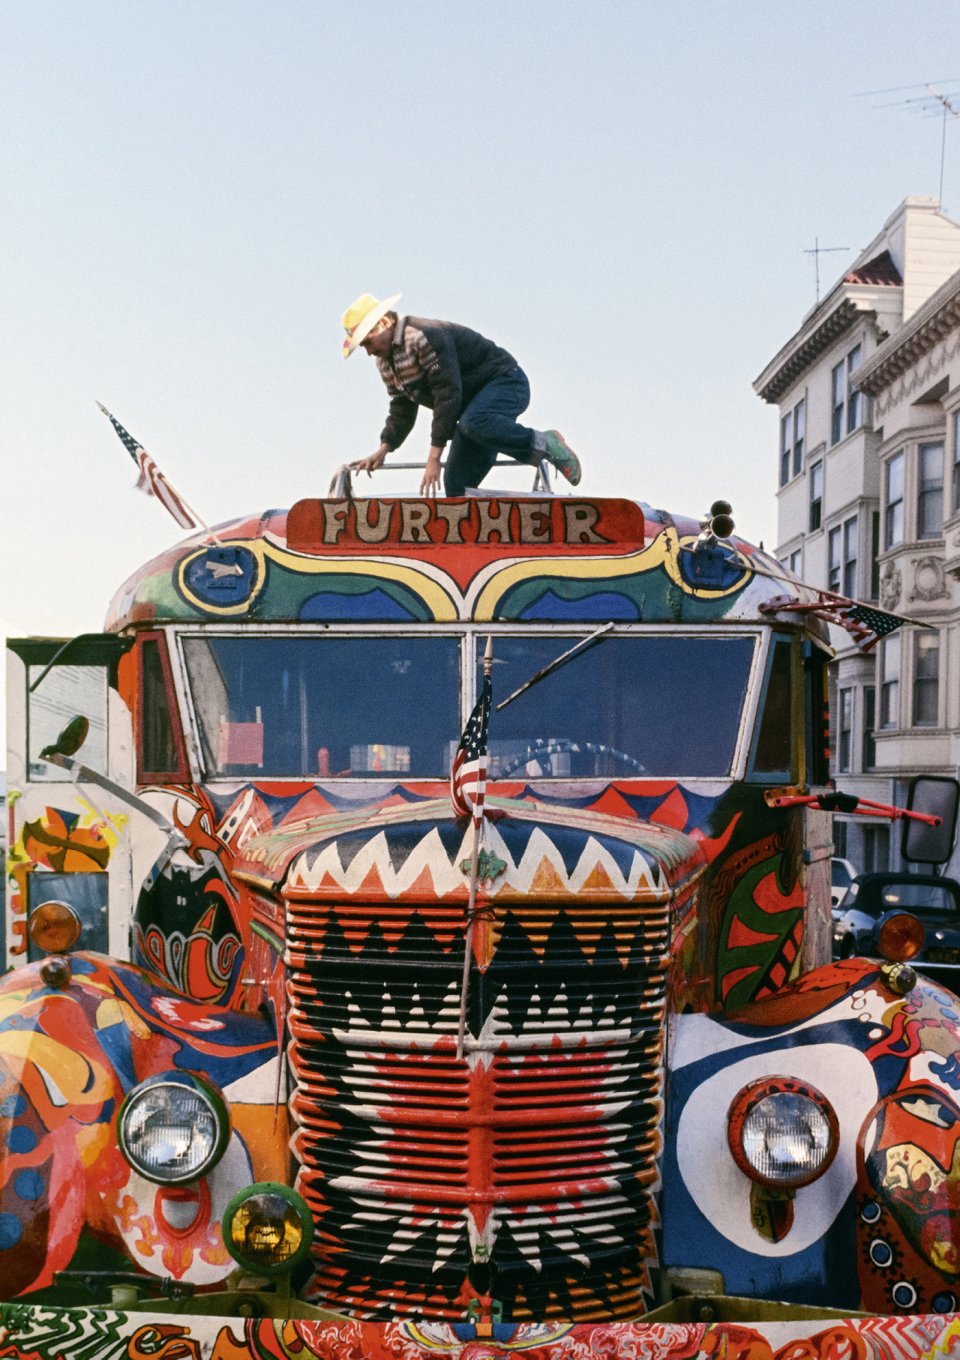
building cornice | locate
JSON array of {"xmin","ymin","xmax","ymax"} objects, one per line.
[
  {"xmin": 855, "ymin": 270, "xmax": 960, "ymax": 395},
  {"xmin": 754, "ymin": 287, "xmax": 898, "ymax": 404}
]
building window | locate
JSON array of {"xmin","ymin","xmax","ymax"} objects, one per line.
[
  {"xmin": 810, "ymin": 461, "xmax": 823, "ymax": 531},
  {"xmin": 846, "ymin": 344, "xmax": 862, "ymax": 434},
  {"xmin": 842, "ymin": 515, "xmax": 858, "ymax": 596},
  {"xmin": 788, "ymin": 548, "xmax": 802, "ymax": 576},
  {"xmin": 863, "ymin": 685, "xmax": 876, "ymax": 769},
  {"xmin": 913, "ymin": 630, "xmax": 940, "ymax": 726},
  {"xmin": 779, "ymin": 398, "xmax": 805, "ymax": 486},
  {"xmin": 880, "ymin": 633, "xmax": 900, "ymax": 728},
  {"xmin": 953, "ymin": 410, "xmax": 960, "ymax": 513},
  {"xmin": 870, "ymin": 512, "xmax": 880, "ymax": 597},
  {"xmin": 828, "ymin": 526, "xmax": 841, "ymax": 590},
  {"xmin": 837, "ymin": 687, "xmax": 853, "ymax": 773},
  {"xmin": 885, "ymin": 451, "xmax": 904, "ymax": 548},
  {"xmin": 831, "ymin": 361, "xmax": 844, "ymax": 445},
  {"xmin": 918, "ymin": 440, "xmax": 944, "ymax": 539},
  {"xmin": 831, "ymin": 344, "xmax": 862, "ymax": 444},
  {"xmin": 833, "ymin": 819, "xmax": 848, "ymax": 858},
  {"xmin": 829, "ymin": 516, "xmax": 858, "ymax": 596},
  {"xmin": 780, "ymin": 415, "xmax": 790, "ymax": 486},
  {"xmin": 863, "ymin": 824, "xmax": 890, "ymax": 874}
]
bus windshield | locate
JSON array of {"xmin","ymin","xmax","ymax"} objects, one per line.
[
  {"xmin": 180, "ymin": 632, "xmax": 756, "ymax": 780},
  {"xmin": 489, "ymin": 634, "xmax": 754, "ymax": 779}
]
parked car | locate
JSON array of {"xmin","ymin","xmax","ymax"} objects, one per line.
[
  {"xmin": 831, "ymin": 855, "xmax": 857, "ymax": 908},
  {"xmin": 832, "ymin": 871, "xmax": 960, "ymax": 989}
]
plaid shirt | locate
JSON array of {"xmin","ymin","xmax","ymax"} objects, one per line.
[{"xmin": 377, "ymin": 315, "xmax": 518, "ymax": 449}]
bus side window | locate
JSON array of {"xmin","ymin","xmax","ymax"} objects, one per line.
[
  {"xmin": 138, "ymin": 635, "xmax": 188, "ymax": 782},
  {"xmin": 747, "ymin": 635, "xmax": 794, "ymax": 783},
  {"xmin": 28, "ymin": 664, "xmax": 108, "ymax": 781}
]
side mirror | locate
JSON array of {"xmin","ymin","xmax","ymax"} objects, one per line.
[
  {"xmin": 902, "ymin": 775, "xmax": 960, "ymax": 867},
  {"xmin": 39, "ymin": 715, "xmax": 90, "ymax": 761}
]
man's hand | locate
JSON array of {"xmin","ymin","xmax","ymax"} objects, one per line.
[
  {"xmin": 420, "ymin": 445, "xmax": 444, "ymax": 495},
  {"xmin": 350, "ymin": 443, "xmax": 390, "ymax": 476}
]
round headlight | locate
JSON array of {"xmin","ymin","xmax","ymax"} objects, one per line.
[
  {"xmin": 728, "ymin": 1077, "xmax": 838, "ymax": 1190},
  {"xmin": 223, "ymin": 1183, "xmax": 314, "ymax": 1278},
  {"xmin": 118, "ymin": 1072, "xmax": 229, "ymax": 1185},
  {"xmin": 29, "ymin": 900, "xmax": 82, "ymax": 954}
]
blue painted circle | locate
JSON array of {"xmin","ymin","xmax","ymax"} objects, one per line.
[
  {"xmin": 860, "ymin": 1201, "xmax": 881, "ymax": 1223},
  {"xmin": 892, "ymin": 1281, "xmax": 917, "ymax": 1308},
  {"xmin": 0, "ymin": 1094, "xmax": 26, "ymax": 1118},
  {"xmin": 933, "ymin": 1292, "xmax": 957, "ymax": 1313},
  {"xmin": 7, "ymin": 1126, "xmax": 37, "ymax": 1154},
  {"xmin": 14, "ymin": 1170, "xmax": 44, "ymax": 1201},
  {"xmin": 869, "ymin": 1239, "xmax": 893, "ymax": 1268},
  {"xmin": 182, "ymin": 545, "xmax": 259, "ymax": 609},
  {"xmin": 0, "ymin": 1214, "xmax": 22, "ymax": 1250}
]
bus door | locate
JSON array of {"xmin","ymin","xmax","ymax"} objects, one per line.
[{"xmin": 5, "ymin": 634, "xmax": 135, "ymax": 968}]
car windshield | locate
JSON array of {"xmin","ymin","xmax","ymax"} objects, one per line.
[
  {"xmin": 180, "ymin": 631, "xmax": 756, "ymax": 779},
  {"xmin": 874, "ymin": 880, "xmax": 960, "ymax": 913}
]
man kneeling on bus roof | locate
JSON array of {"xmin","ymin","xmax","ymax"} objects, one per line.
[{"xmin": 343, "ymin": 292, "xmax": 582, "ymax": 497}]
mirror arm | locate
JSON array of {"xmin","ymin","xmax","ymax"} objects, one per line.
[{"xmin": 768, "ymin": 791, "xmax": 941, "ymax": 825}]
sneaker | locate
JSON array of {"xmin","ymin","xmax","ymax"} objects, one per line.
[{"xmin": 542, "ymin": 430, "xmax": 581, "ymax": 485}]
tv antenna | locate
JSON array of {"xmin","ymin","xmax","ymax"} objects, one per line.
[
  {"xmin": 859, "ymin": 79, "xmax": 960, "ymax": 208},
  {"xmin": 803, "ymin": 237, "xmax": 850, "ymax": 303}
]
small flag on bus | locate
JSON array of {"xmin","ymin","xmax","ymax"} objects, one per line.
[
  {"xmin": 761, "ymin": 588, "xmax": 922, "ymax": 654},
  {"xmin": 451, "ymin": 645, "xmax": 492, "ymax": 821},
  {"xmin": 97, "ymin": 403, "xmax": 197, "ymax": 531}
]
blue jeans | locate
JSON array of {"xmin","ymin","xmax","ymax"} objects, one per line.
[{"xmin": 444, "ymin": 366, "xmax": 538, "ymax": 495}]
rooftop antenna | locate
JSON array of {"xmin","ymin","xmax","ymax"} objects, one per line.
[
  {"xmin": 803, "ymin": 237, "xmax": 850, "ymax": 303},
  {"xmin": 928, "ymin": 85, "xmax": 960, "ymax": 208},
  {"xmin": 858, "ymin": 79, "xmax": 960, "ymax": 209}
]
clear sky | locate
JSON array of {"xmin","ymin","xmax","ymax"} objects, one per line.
[{"xmin": 3, "ymin": 0, "xmax": 960, "ymax": 737}]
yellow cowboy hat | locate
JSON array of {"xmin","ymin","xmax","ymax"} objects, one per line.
[{"xmin": 341, "ymin": 292, "xmax": 402, "ymax": 357}]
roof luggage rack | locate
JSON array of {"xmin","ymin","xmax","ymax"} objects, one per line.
[{"xmin": 327, "ymin": 457, "xmax": 554, "ymax": 498}]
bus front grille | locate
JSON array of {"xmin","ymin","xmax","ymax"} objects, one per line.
[{"xmin": 286, "ymin": 892, "xmax": 670, "ymax": 1321}]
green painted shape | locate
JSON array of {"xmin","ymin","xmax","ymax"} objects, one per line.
[{"xmin": 718, "ymin": 856, "xmax": 804, "ymax": 1010}]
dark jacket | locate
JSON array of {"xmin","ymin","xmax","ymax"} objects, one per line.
[{"xmin": 377, "ymin": 315, "xmax": 519, "ymax": 449}]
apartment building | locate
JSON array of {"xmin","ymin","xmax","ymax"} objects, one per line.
[{"xmin": 754, "ymin": 197, "xmax": 960, "ymax": 876}]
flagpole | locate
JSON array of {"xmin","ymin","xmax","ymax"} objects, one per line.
[
  {"xmin": 171, "ymin": 499, "xmax": 224, "ymax": 545},
  {"xmin": 455, "ymin": 635, "xmax": 493, "ymax": 1061},
  {"xmin": 456, "ymin": 812, "xmax": 483, "ymax": 1061}
]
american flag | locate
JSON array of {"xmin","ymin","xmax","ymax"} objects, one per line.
[
  {"xmin": 807, "ymin": 590, "xmax": 912, "ymax": 653},
  {"xmin": 451, "ymin": 666, "xmax": 491, "ymax": 821},
  {"xmin": 97, "ymin": 403, "xmax": 197, "ymax": 530}
]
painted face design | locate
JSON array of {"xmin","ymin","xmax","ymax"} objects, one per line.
[{"xmin": 867, "ymin": 1083, "xmax": 960, "ymax": 1276}]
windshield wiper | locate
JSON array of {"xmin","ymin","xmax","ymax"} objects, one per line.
[{"xmin": 495, "ymin": 622, "xmax": 616, "ymax": 712}]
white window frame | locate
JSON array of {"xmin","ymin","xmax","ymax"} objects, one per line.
[
  {"xmin": 884, "ymin": 451, "xmax": 904, "ymax": 549},
  {"xmin": 880, "ymin": 632, "xmax": 900, "ymax": 729},
  {"xmin": 917, "ymin": 440, "xmax": 945, "ymax": 540},
  {"xmin": 809, "ymin": 460, "xmax": 823, "ymax": 532},
  {"xmin": 913, "ymin": 629, "xmax": 940, "ymax": 727},
  {"xmin": 779, "ymin": 396, "xmax": 806, "ymax": 486}
]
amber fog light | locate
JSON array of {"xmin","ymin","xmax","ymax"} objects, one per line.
[
  {"xmin": 728, "ymin": 1077, "xmax": 839, "ymax": 1190},
  {"xmin": 877, "ymin": 910, "xmax": 925, "ymax": 963},
  {"xmin": 223, "ymin": 1184, "xmax": 314, "ymax": 1278},
  {"xmin": 29, "ymin": 900, "xmax": 82, "ymax": 954}
]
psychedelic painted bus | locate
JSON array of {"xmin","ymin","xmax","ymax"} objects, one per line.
[{"xmin": 4, "ymin": 491, "xmax": 960, "ymax": 1360}]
